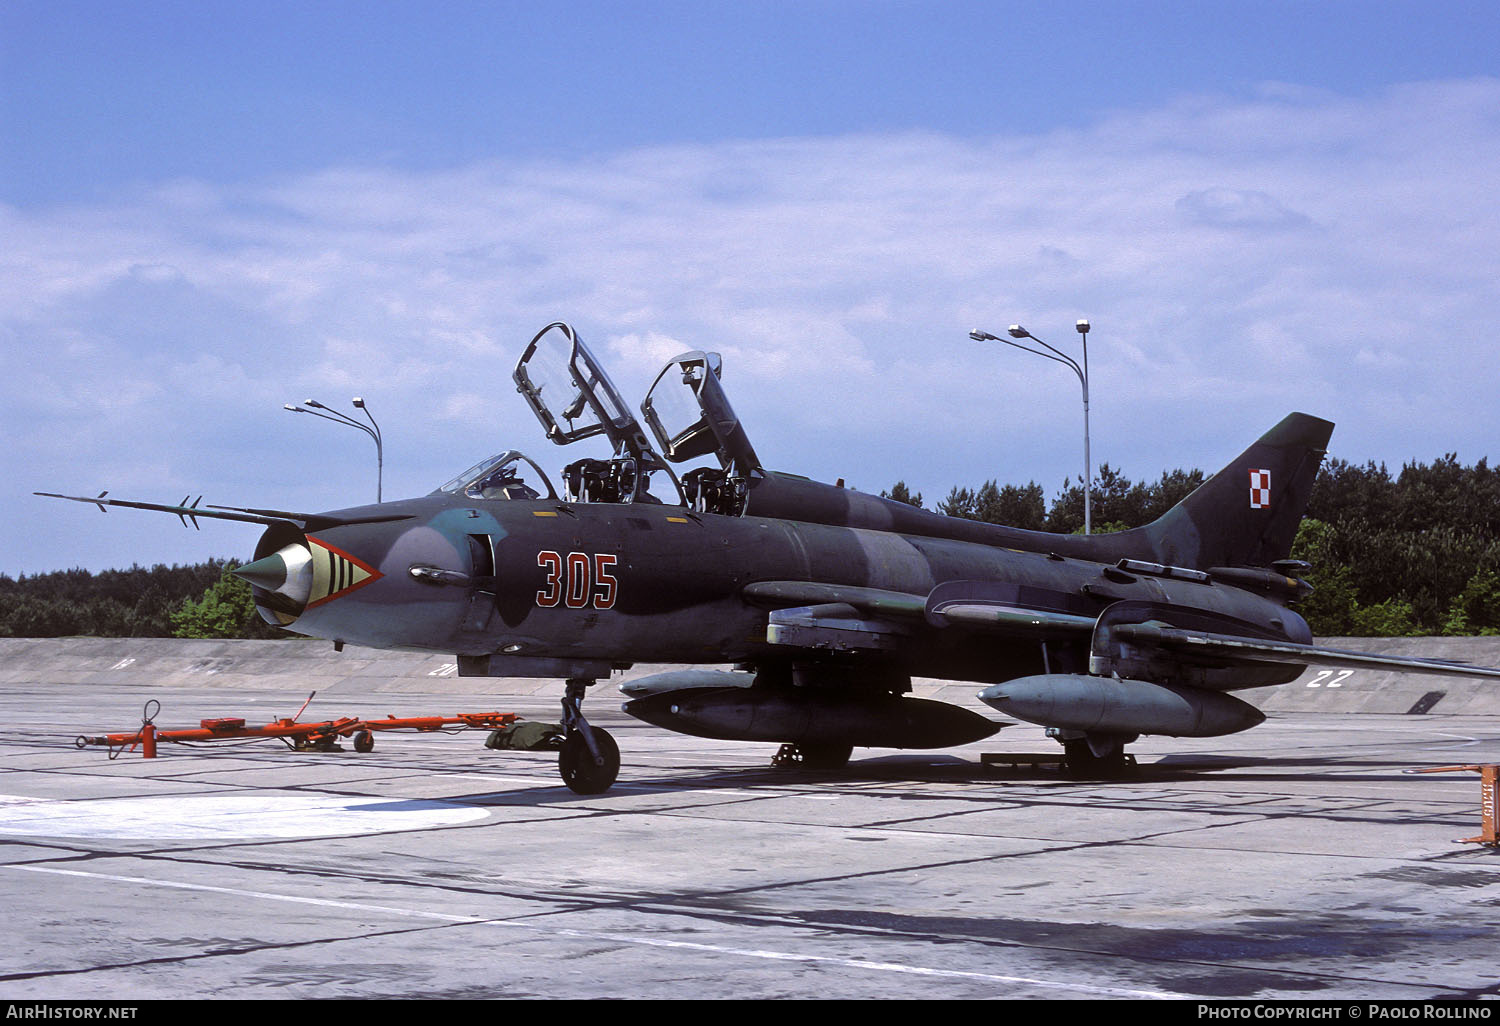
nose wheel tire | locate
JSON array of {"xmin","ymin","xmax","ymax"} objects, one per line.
[{"xmin": 559, "ymin": 726, "xmax": 620, "ymax": 794}]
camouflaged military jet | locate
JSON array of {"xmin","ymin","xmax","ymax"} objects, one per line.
[{"xmin": 39, "ymin": 321, "xmax": 1500, "ymax": 793}]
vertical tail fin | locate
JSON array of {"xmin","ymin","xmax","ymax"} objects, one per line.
[{"xmin": 1144, "ymin": 412, "xmax": 1333, "ymax": 569}]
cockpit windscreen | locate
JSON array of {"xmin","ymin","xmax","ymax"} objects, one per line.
[{"xmin": 435, "ymin": 451, "xmax": 558, "ymax": 501}]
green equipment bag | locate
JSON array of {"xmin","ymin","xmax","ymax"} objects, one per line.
[{"xmin": 484, "ymin": 721, "xmax": 564, "ymax": 751}]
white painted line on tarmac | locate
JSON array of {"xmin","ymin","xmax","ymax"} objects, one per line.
[
  {"xmin": 0, "ymin": 793, "xmax": 488, "ymax": 839},
  {"xmin": 428, "ymin": 774, "xmax": 556, "ymax": 785},
  {"xmin": 4, "ymin": 864, "xmax": 1186, "ymax": 999},
  {"xmin": 427, "ymin": 774, "xmax": 766, "ymax": 796},
  {"xmin": 1430, "ymin": 731, "xmax": 1483, "ymax": 746}
]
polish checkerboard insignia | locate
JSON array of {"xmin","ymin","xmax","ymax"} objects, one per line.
[{"xmin": 1249, "ymin": 469, "xmax": 1271, "ymax": 509}]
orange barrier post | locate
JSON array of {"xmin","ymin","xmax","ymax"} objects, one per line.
[
  {"xmin": 1412, "ymin": 764, "xmax": 1500, "ymax": 847},
  {"xmin": 1481, "ymin": 765, "xmax": 1497, "ymax": 847}
]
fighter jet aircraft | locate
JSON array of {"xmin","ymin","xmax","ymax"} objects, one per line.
[{"xmin": 39, "ymin": 321, "xmax": 1500, "ymax": 792}]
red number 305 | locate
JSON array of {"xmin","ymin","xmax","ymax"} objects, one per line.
[{"xmin": 536, "ymin": 551, "xmax": 618, "ymax": 609}]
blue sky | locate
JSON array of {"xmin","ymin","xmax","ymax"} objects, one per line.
[
  {"xmin": 6, "ymin": 1, "xmax": 1497, "ymax": 203},
  {"xmin": 4, "ymin": 1, "xmax": 1500, "ymax": 574}
]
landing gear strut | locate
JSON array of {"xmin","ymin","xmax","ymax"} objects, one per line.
[
  {"xmin": 1052, "ymin": 729, "xmax": 1139, "ymax": 779},
  {"xmin": 558, "ymin": 677, "xmax": 620, "ymax": 794},
  {"xmin": 771, "ymin": 741, "xmax": 853, "ymax": 771}
]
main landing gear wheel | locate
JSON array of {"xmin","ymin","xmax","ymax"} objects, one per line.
[{"xmin": 559, "ymin": 727, "xmax": 619, "ymax": 795}]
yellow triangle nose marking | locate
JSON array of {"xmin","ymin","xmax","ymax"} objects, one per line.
[{"xmin": 305, "ymin": 537, "xmax": 382, "ymax": 608}]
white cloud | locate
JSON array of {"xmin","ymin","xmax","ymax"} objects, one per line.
[
  {"xmin": 7, "ymin": 77, "xmax": 1500, "ymax": 571},
  {"xmin": 606, "ymin": 331, "xmax": 694, "ymax": 375}
]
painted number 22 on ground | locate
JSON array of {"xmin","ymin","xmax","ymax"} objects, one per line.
[{"xmin": 1306, "ymin": 669, "xmax": 1354, "ymax": 688}]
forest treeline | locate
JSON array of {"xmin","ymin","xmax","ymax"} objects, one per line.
[
  {"xmin": 0, "ymin": 559, "xmax": 283, "ymax": 640},
  {"xmin": 4, "ymin": 452, "xmax": 1499, "ymax": 639}
]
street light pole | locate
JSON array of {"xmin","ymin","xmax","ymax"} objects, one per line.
[
  {"xmin": 352, "ymin": 397, "xmax": 383, "ymax": 503},
  {"xmin": 284, "ymin": 397, "xmax": 384, "ymax": 502},
  {"xmin": 970, "ymin": 319, "xmax": 1093, "ymax": 535}
]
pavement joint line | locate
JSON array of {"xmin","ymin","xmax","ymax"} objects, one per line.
[{"xmin": 3, "ymin": 862, "xmax": 1185, "ymax": 999}]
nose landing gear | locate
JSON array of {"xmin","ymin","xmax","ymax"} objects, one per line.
[{"xmin": 559, "ymin": 677, "xmax": 620, "ymax": 794}]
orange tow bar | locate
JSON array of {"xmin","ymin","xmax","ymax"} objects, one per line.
[
  {"xmin": 1411, "ymin": 764, "xmax": 1499, "ymax": 847},
  {"xmin": 76, "ymin": 697, "xmax": 520, "ymax": 759}
]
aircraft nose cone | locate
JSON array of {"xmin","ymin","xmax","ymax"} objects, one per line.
[
  {"xmin": 233, "ymin": 543, "xmax": 313, "ymax": 605},
  {"xmin": 233, "ymin": 553, "xmax": 287, "ymax": 590}
]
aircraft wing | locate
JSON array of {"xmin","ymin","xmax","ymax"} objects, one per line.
[
  {"xmin": 745, "ymin": 578, "xmax": 1500, "ymax": 682},
  {"xmin": 931, "ymin": 588, "xmax": 1500, "ymax": 682},
  {"xmin": 1113, "ymin": 623, "xmax": 1500, "ymax": 680}
]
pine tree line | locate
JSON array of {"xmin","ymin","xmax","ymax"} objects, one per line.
[{"xmin": 0, "ymin": 560, "xmax": 282, "ymax": 639}]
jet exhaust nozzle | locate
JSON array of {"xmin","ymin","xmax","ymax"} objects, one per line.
[{"xmin": 977, "ymin": 673, "xmax": 1264, "ymax": 738}]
